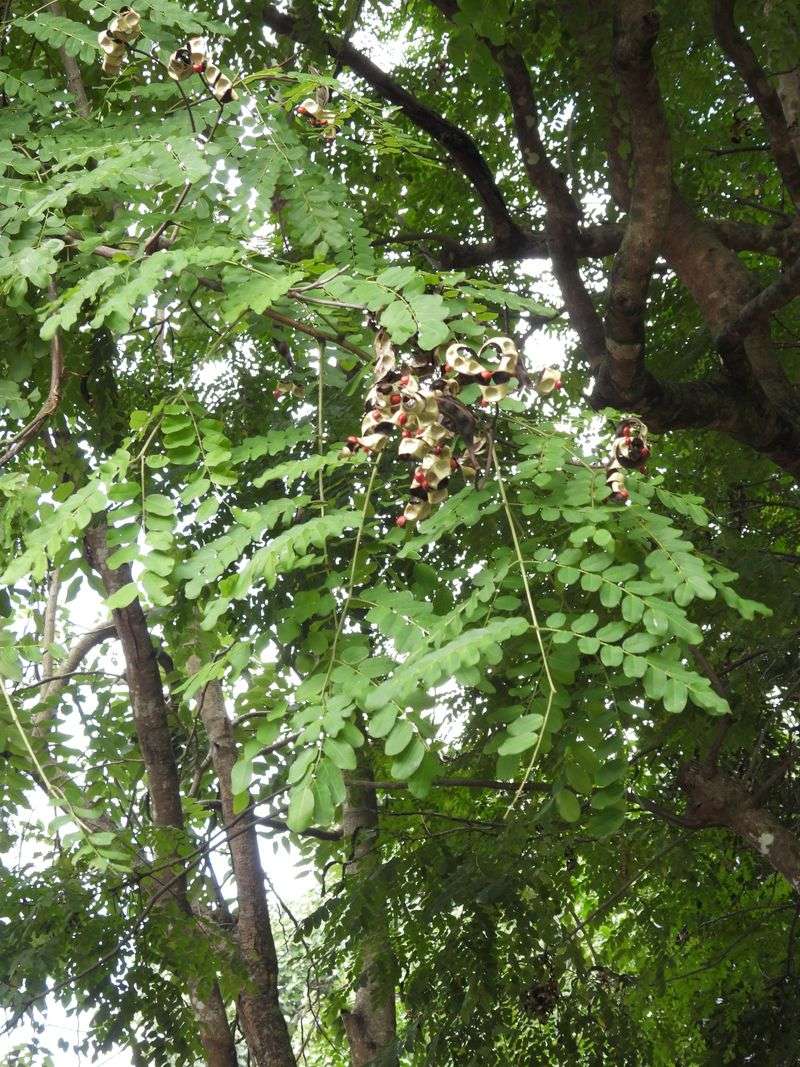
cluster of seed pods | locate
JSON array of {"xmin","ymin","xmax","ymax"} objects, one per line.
[
  {"xmin": 341, "ymin": 330, "xmax": 562, "ymax": 526},
  {"xmin": 167, "ymin": 36, "xmax": 238, "ymax": 104},
  {"xmin": 97, "ymin": 6, "xmax": 141, "ymax": 76},
  {"xmin": 605, "ymin": 417, "xmax": 651, "ymax": 501}
]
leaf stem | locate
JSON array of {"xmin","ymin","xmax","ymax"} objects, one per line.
[{"xmin": 492, "ymin": 444, "xmax": 556, "ymax": 817}]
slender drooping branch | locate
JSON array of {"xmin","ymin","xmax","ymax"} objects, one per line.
[
  {"xmin": 261, "ymin": 2, "xmax": 526, "ymax": 249},
  {"xmin": 0, "ymin": 283, "xmax": 64, "ymax": 470}
]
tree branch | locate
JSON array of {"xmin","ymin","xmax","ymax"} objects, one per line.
[
  {"xmin": 188, "ymin": 659, "xmax": 296, "ymax": 1067},
  {"xmin": 83, "ymin": 522, "xmax": 238, "ymax": 1067},
  {"xmin": 711, "ymin": 0, "xmax": 800, "ymax": 207},
  {"xmin": 0, "ymin": 283, "xmax": 64, "ymax": 470},
  {"xmin": 46, "ymin": 0, "xmax": 91, "ymax": 119},
  {"xmin": 261, "ymin": 3, "xmax": 526, "ymax": 248},
  {"xmin": 601, "ymin": 0, "xmax": 671, "ymax": 397}
]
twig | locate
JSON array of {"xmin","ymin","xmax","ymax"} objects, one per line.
[{"xmin": 0, "ymin": 283, "xmax": 64, "ymax": 469}]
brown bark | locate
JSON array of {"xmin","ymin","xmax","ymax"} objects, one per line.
[
  {"xmin": 711, "ymin": 0, "xmax": 800, "ymax": 207},
  {"xmin": 84, "ymin": 523, "xmax": 239, "ymax": 1067},
  {"xmin": 188, "ymin": 658, "xmax": 297, "ymax": 1067},
  {"xmin": 680, "ymin": 763, "xmax": 800, "ymax": 893},
  {"xmin": 46, "ymin": 0, "xmax": 91, "ymax": 119},
  {"xmin": 341, "ymin": 765, "xmax": 398, "ymax": 1067},
  {"xmin": 602, "ymin": 0, "xmax": 671, "ymax": 393},
  {"xmin": 261, "ymin": 3, "xmax": 525, "ymax": 249}
]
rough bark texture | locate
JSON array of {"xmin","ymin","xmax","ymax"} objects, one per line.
[
  {"xmin": 46, "ymin": 0, "xmax": 92, "ymax": 119},
  {"xmin": 188, "ymin": 659, "xmax": 297, "ymax": 1067},
  {"xmin": 680, "ymin": 764, "xmax": 800, "ymax": 893},
  {"xmin": 84, "ymin": 523, "xmax": 239, "ymax": 1067},
  {"xmin": 341, "ymin": 765, "xmax": 398, "ymax": 1067}
]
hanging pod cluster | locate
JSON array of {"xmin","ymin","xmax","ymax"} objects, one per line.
[
  {"xmin": 340, "ymin": 330, "xmax": 562, "ymax": 526},
  {"xmin": 97, "ymin": 12, "xmax": 237, "ymax": 103},
  {"xmin": 167, "ymin": 36, "xmax": 237, "ymax": 104},
  {"xmin": 97, "ymin": 6, "xmax": 140, "ymax": 76},
  {"xmin": 605, "ymin": 417, "xmax": 651, "ymax": 502}
]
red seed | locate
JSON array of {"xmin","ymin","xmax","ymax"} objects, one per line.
[
  {"xmin": 433, "ymin": 445, "xmax": 442, "ymax": 455},
  {"xmin": 347, "ymin": 435, "xmax": 358, "ymax": 444},
  {"xmin": 619, "ymin": 489, "xmax": 629, "ymax": 499},
  {"xmin": 398, "ymin": 413, "xmax": 408, "ymax": 426},
  {"xmin": 395, "ymin": 515, "xmax": 407, "ymax": 527},
  {"xmin": 555, "ymin": 380, "xmax": 563, "ymax": 389},
  {"xmin": 273, "ymin": 388, "xmax": 282, "ymax": 397},
  {"xmin": 479, "ymin": 398, "xmax": 488, "ymax": 406},
  {"xmin": 414, "ymin": 470, "xmax": 426, "ymax": 484},
  {"xmin": 192, "ymin": 62, "xmax": 206, "ymax": 73},
  {"xmin": 450, "ymin": 458, "xmax": 458, "ymax": 470},
  {"xmin": 444, "ymin": 363, "xmax": 452, "ymax": 372},
  {"xmin": 390, "ymin": 393, "xmax": 401, "ymax": 405},
  {"xmin": 400, "ymin": 374, "xmax": 410, "ymax": 385},
  {"xmin": 402, "ymin": 429, "xmax": 413, "ymax": 438},
  {"xmin": 480, "ymin": 370, "xmax": 493, "ymax": 381}
]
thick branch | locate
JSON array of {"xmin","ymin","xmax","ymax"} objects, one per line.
[
  {"xmin": 341, "ymin": 760, "xmax": 398, "ymax": 1067},
  {"xmin": 261, "ymin": 3, "xmax": 525, "ymax": 247},
  {"xmin": 720, "ymin": 252, "xmax": 800, "ymax": 348},
  {"xmin": 47, "ymin": 0, "xmax": 91, "ymax": 119},
  {"xmin": 680, "ymin": 763, "xmax": 800, "ymax": 893},
  {"xmin": 602, "ymin": 0, "xmax": 671, "ymax": 395},
  {"xmin": 493, "ymin": 48, "xmax": 608, "ymax": 366},
  {"xmin": 712, "ymin": 0, "xmax": 800, "ymax": 207}
]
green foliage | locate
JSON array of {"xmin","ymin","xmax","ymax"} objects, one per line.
[{"xmin": 0, "ymin": 1, "xmax": 798, "ymax": 1064}]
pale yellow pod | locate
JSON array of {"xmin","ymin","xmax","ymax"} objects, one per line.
[
  {"xmin": 402, "ymin": 500, "xmax": 432, "ymax": 524},
  {"xmin": 421, "ymin": 452, "xmax": 452, "ymax": 488},
  {"xmin": 108, "ymin": 7, "xmax": 140, "ymax": 42},
  {"xmin": 426, "ymin": 488, "xmax": 449, "ymax": 506},
  {"xmin": 418, "ymin": 423, "xmax": 452, "ymax": 448},
  {"xmin": 480, "ymin": 382, "xmax": 512, "ymax": 404},
  {"xmin": 534, "ymin": 367, "xmax": 562, "ymax": 395},
  {"xmin": 398, "ymin": 437, "xmax": 430, "ymax": 460}
]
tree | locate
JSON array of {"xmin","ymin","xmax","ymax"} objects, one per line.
[{"xmin": 0, "ymin": 0, "xmax": 799, "ymax": 1063}]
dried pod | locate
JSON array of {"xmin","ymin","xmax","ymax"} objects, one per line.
[{"xmin": 605, "ymin": 416, "xmax": 650, "ymax": 502}]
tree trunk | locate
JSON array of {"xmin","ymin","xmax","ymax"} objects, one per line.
[
  {"xmin": 342, "ymin": 761, "xmax": 398, "ymax": 1067},
  {"xmin": 188, "ymin": 658, "xmax": 297, "ymax": 1067},
  {"xmin": 84, "ymin": 523, "xmax": 239, "ymax": 1067}
]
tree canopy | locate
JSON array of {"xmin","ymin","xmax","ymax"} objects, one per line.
[{"xmin": 1, "ymin": 0, "xmax": 800, "ymax": 1064}]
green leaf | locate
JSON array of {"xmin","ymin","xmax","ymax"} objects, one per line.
[
  {"xmin": 497, "ymin": 732, "xmax": 537, "ymax": 756},
  {"xmin": 390, "ymin": 737, "xmax": 426, "ymax": 779},
  {"xmin": 385, "ymin": 719, "xmax": 414, "ymax": 756},
  {"xmin": 555, "ymin": 788, "xmax": 581, "ymax": 823},
  {"xmin": 286, "ymin": 778, "xmax": 316, "ymax": 833},
  {"xmin": 230, "ymin": 758, "xmax": 253, "ymax": 796},
  {"xmin": 104, "ymin": 583, "xmax": 139, "ymax": 610},
  {"xmin": 322, "ymin": 737, "xmax": 357, "ymax": 770},
  {"xmin": 367, "ymin": 706, "xmax": 398, "ymax": 738}
]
